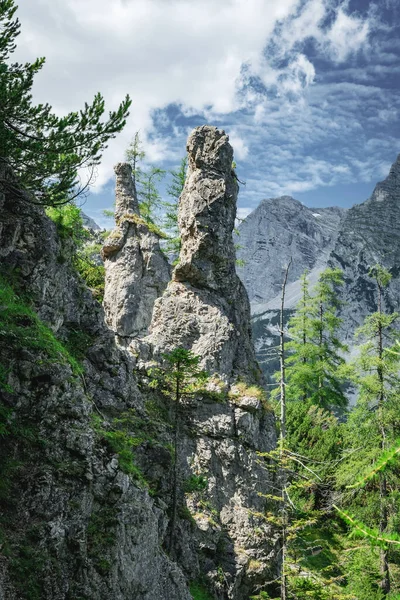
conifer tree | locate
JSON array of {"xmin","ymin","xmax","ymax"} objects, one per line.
[
  {"xmin": 284, "ymin": 268, "xmax": 347, "ymax": 409},
  {"xmin": 149, "ymin": 349, "xmax": 208, "ymax": 555},
  {"xmin": 0, "ymin": 0, "xmax": 131, "ymax": 206},
  {"xmin": 336, "ymin": 265, "xmax": 400, "ymax": 595},
  {"xmin": 163, "ymin": 156, "xmax": 187, "ymax": 256}
]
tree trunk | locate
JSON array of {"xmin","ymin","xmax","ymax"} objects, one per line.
[
  {"xmin": 168, "ymin": 374, "xmax": 181, "ymax": 556},
  {"xmin": 377, "ymin": 280, "xmax": 390, "ymax": 595},
  {"xmin": 279, "ymin": 259, "xmax": 291, "ymax": 600}
]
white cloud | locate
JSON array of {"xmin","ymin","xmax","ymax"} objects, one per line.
[{"xmin": 14, "ymin": 0, "xmax": 378, "ymax": 194}]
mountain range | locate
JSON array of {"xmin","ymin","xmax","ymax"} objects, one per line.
[{"xmin": 236, "ymin": 154, "xmax": 400, "ymax": 381}]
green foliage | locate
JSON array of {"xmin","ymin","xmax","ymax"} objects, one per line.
[
  {"xmin": 0, "ymin": 275, "xmax": 82, "ymax": 375},
  {"xmin": 0, "ymin": 1, "xmax": 131, "ymax": 205},
  {"xmin": 280, "ymin": 268, "xmax": 348, "ymax": 408},
  {"xmin": 46, "ymin": 204, "xmax": 89, "ymax": 244},
  {"xmin": 46, "ymin": 204, "xmax": 105, "ymax": 300},
  {"xmin": 149, "ymin": 348, "xmax": 209, "ymax": 398},
  {"xmin": 184, "ymin": 474, "xmax": 208, "ymax": 493},
  {"xmin": 163, "ymin": 156, "xmax": 187, "ymax": 256},
  {"xmin": 189, "ymin": 581, "xmax": 214, "ymax": 600},
  {"xmin": 91, "ymin": 412, "xmax": 148, "ymax": 486}
]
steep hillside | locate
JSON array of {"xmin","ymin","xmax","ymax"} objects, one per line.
[{"xmin": 0, "ymin": 128, "xmax": 278, "ymax": 600}]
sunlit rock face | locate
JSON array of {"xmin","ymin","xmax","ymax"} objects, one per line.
[
  {"xmin": 102, "ymin": 162, "xmax": 170, "ymax": 341},
  {"xmin": 145, "ymin": 125, "xmax": 262, "ymax": 384}
]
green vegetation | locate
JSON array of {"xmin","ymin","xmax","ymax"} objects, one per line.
[
  {"xmin": 46, "ymin": 203, "xmax": 105, "ymax": 300},
  {"xmin": 263, "ymin": 265, "xmax": 400, "ymax": 599},
  {"xmin": 0, "ymin": 0, "xmax": 130, "ymax": 206},
  {"xmin": 91, "ymin": 412, "xmax": 148, "ymax": 486},
  {"xmin": 190, "ymin": 581, "xmax": 214, "ymax": 600},
  {"xmin": 0, "ymin": 275, "xmax": 82, "ymax": 377}
]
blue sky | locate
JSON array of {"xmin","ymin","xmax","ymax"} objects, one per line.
[{"xmin": 15, "ymin": 0, "xmax": 400, "ymax": 227}]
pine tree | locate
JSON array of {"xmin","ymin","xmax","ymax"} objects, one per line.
[
  {"xmin": 336, "ymin": 265, "xmax": 400, "ymax": 595},
  {"xmin": 0, "ymin": 1, "xmax": 131, "ymax": 206},
  {"xmin": 149, "ymin": 349, "xmax": 208, "ymax": 555},
  {"xmin": 163, "ymin": 156, "xmax": 187, "ymax": 256},
  {"xmin": 284, "ymin": 268, "xmax": 348, "ymax": 409}
]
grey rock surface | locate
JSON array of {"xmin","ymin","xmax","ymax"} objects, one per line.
[
  {"xmin": 236, "ymin": 196, "xmax": 345, "ymax": 305},
  {"xmin": 143, "ymin": 125, "xmax": 262, "ymax": 383},
  {"xmin": 102, "ymin": 162, "xmax": 170, "ymax": 341},
  {"xmin": 0, "ymin": 166, "xmax": 192, "ymax": 600},
  {"xmin": 0, "ymin": 159, "xmax": 279, "ymax": 600},
  {"xmin": 328, "ymin": 153, "xmax": 400, "ymax": 339}
]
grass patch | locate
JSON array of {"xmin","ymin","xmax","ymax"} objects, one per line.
[
  {"xmin": 117, "ymin": 212, "xmax": 168, "ymax": 238},
  {"xmin": 0, "ymin": 276, "xmax": 82, "ymax": 376}
]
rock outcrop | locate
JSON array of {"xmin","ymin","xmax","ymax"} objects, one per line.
[
  {"xmin": 328, "ymin": 153, "xmax": 400, "ymax": 339},
  {"xmin": 0, "ymin": 165, "xmax": 191, "ymax": 600},
  {"xmin": 102, "ymin": 162, "xmax": 170, "ymax": 341},
  {"xmin": 0, "ymin": 151, "xmax": 279, "ymax": 600},
  {"xmin": 144, "ymin": 125, "xmax": 262, "ymax": 383}
]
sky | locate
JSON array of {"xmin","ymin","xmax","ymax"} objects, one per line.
[{"xmin": 14, "ymin": 0, "xmax": 400, "ymax": 227}]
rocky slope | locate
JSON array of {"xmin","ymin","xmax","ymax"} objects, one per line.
[{"xmin": 0, "ymin": 129, "xmax": 278, "ymax": 600}]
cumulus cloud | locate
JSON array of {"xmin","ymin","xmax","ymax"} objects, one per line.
[{"xmin": 13, "ymin": 0, "xmax": 398, "ymax": 218}]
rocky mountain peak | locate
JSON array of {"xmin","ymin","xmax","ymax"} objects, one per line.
[
  {"xmin": 367, "ymin": 153, "xmax": 400, "ymax": 204},
  {"xmin": 236, "ymin": 195, "xmax": 345, "ymax": 305}
]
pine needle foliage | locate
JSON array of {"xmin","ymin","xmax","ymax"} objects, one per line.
[{"xmin": 0, "ymin": 1, "xmax": 131, "ymax": 206}]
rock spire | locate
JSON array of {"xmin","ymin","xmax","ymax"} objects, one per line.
[
  {"xmin": 102, "ymin": 162, "xmax": 170, "ymax": 341},
  {"xmin": 145, "ymin": 125, "xmax": 261, "ymax": 383}
]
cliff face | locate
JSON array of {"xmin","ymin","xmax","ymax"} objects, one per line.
[
  {"xmin": 143, "ymin": 125, "xmax": 262, "ymax": 384},
  {"xmin": 0, "ymin": 164, "xmax": 191, "ymax": 600},
  {"xmin": 236, "ymin": 196, "xmax": 345, "ymax": 305},
  {"xmin": 102, "ymin": 162, "xmax": 170, "ymax": 341},
  {"xmin": 328, "ymin": 154, "xmax": 400, "ymax": 338},
  {"xmin": 0, "ymin": 130, "xmax": 278, "ymax": 600}
]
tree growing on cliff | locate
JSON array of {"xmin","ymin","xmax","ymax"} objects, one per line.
[
  {"xmin": 149, "ymin": 348, "xmax": 208, "ymax": 555},
  {"xmin": 163, "ymin": 156, "xmax": 187, "ymax": 257},
  {"xmin": 0, "ymin": 1, "xmax": 131, "ymax": 206}
]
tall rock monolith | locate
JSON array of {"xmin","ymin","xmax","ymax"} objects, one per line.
[
  {"xmin": 102, "ymin": 162, "xmax": 170, "ymax": 341},
  {"xmin": 145, "ymin": 125, "xmax": 261, "ymax": 383}
]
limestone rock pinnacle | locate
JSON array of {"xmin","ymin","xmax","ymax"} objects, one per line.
[
  {"xmin": 145, "ymin": 125, "xmax": 262, "ymax": 383},
  {"xmin": 102, "ymin": 162, "xmax": 170, "ymax": 341}
]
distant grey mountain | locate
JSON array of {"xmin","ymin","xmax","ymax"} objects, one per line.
[
  {"xmin": 236, "ymin": 196, "xmax": 345, "ymax": 306},
  {"xmin": 237, "ymin": 157, "xmax": 400, "ymax": 381},
  {"xmin": 81, "ymin": 211, "xmax": 101, "ymax": 231},
  {"xmin": 328, "ymin": 154, "xmax": 400, "ymax": 341}
]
